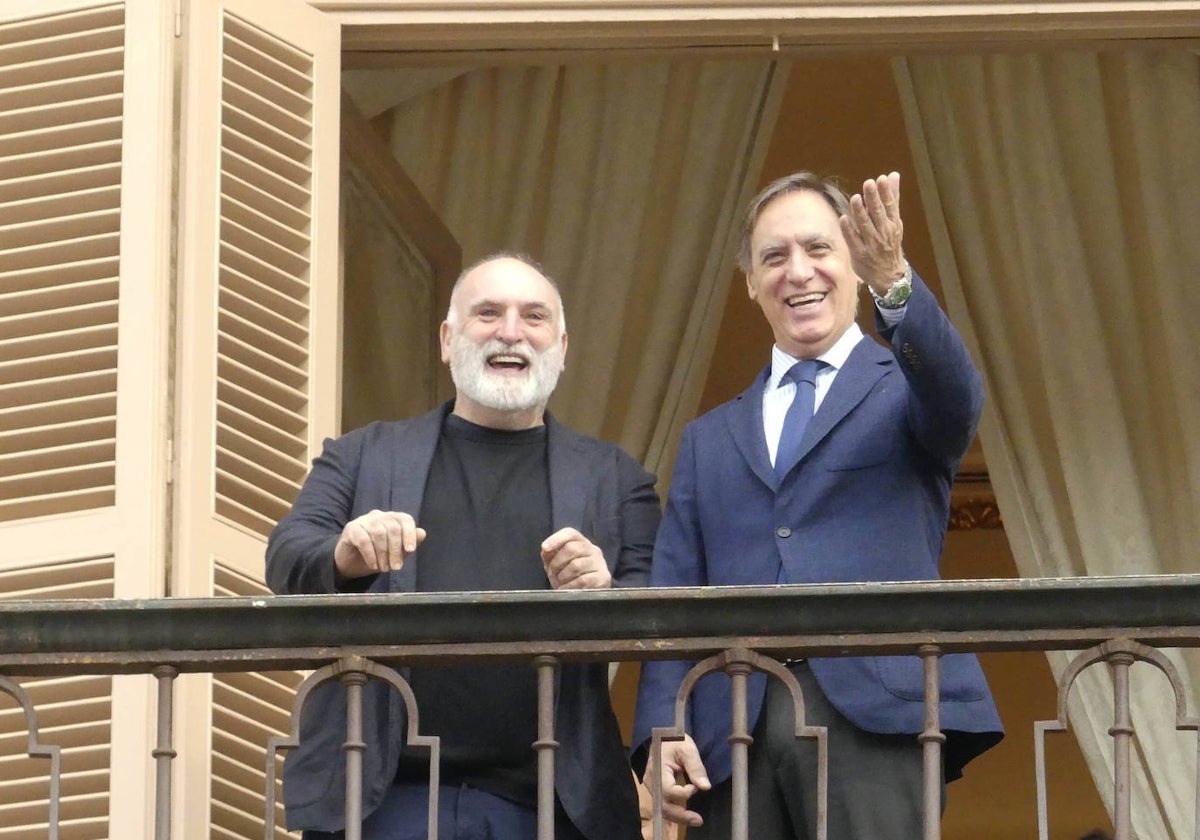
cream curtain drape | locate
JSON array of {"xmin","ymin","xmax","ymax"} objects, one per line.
[
  {"xmin": 356, "ymin": 60, "xmax": 786, "ymax": 487},
  {"xmin": 896, "ymin": 50, "xmax": 1200, "ymax": 837}
]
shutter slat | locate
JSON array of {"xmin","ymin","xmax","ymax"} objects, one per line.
[
  {"xmin": 0, "ymin": 70, "xmax": 123, "ymax": 116},
  {"xmin": 221, "ymin": 192, "xmax": 310, "ymax": 257},
  {"xmin": 0, "ymin": 392, "xmax": 117, "ymax": 434},
  {"xmin": 223, "ymin": 76, "xmax": 310, "ymax": 147},
  {"xmin": 0, "ymin": 438, "xmax": 116, "ymax": 479},
  {"xmin": 0, "ymin": 93, "xmax": 122, "ymax": 137},
  {"xmin": 0, "ymin": 231, "xmax": 120, "ymax": 274},
  {"xmin": 0, "ymin": 22, "xmax": 122, "ymax": 68},
  {"xmin": 218, "ymin": 263, "xmax": 308, "ymax": 322},
  {"xmin": 220, "ymin": 170, "xmax": 308, "ymax": 237},
  {"xmin": 0, "ymin": 462, "xmax": 115, "ymax": 502},
  {"xmin": 215, "ymin": 422, "xmax": 307, "ymax": 484},
  {"xmin": 0, "ymin": 116, "xmax": 124, "ymax": 160},
  {"xmin": 218, "ymin": 285, "xmax": 306, "ymax": 347},
  {"xmin": 0, "ymin": 342, "xmax": 117, "ymax": 382},
  {"xmin": 0, "ymin": 162, "xmax": 119, "ymax": 205},
  {"xmin": 0, "ymin": 5, "xmax": 123, "ymax": 53},
  {"xmin": 0, "ymin": 323, "xmax": 118, "ymax": 364},
  {"xmin": 0, "ymin": 45, "xmax": 124, "ymax": 89},
  {"xmin": 215, "ymin": 405, "xmax": 307, "ymax": 460},
  {"xmin": 0, "ymin": 274, "xmax": 119, "ymax": 316},
  {"xmin": 215, "ymin": 468, "xmax": 291, "ymax": 522},
  {"xmin": 0, "ymin": 139, "xmax": 121, "ymax": 182},
  {"xmin": 217, "ymin": 381, "xmax": 307, "ymax": 444},
  {"xmin": 223, "ymin": 16, "xmax": 311, "ymax": 88},
  {"xmin": 221, "ymin": 148, "xmax": 309, "ymax": 213},
  {"xmin": 221, "ymin": 125, "xmax": 310, "ymax": 189},
  {"xmin": 0, "ymin": 368, "xmax": 116, "ymax": 409},
  {"xmin": 216, "ymin": 445, "xmax": 301, "ymax": 507},
  {"xmin": 222, "ymin": 58, "xmax": 308, "ymax": 138},
  {"xmin": 0, "ymin": 300, "xmax": 118, "ymax": 341},
  {"xmin": 214, "ymin": 492, "xmax": 279, "ymax": 536},
  {"xmin": 220, "ymin": 215, "xmax": 307, "ymax": 276},
  {"xmin": 0, "ymin": 185, "xmax": 121, "ymax": 228},
  {"xmin": 0, "ymin": 486, "xmax": 114, "ymax": 520},
  {"xmin": 0, "ymin": 207, "xmax": 119, "ymax": 252},
  {"xmin": 0, "ymin": 556, "xmax": 112, "ymax": 594},
  {"xmin": 216, "ymin": 333, "xmax": 306, "ymax": 390}
]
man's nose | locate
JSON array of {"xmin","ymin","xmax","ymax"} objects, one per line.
[
  {"xmin": 786, "ymin": 251, "xmax": 814, "ymax": 281},
  {"xmin": 495, "ymin": 310, "xmax": 523, "ymax": 343}
]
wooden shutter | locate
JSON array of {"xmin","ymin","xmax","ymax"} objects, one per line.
[
  {"xmin": 210, "ymin": 565, "xmax": 304, "ymax": 840},
  {"xmin": 172, "ymin": 1, "xmax": 340, "ymax": 836},
  {"xmin": 0, "ymin": 558, "xmax": 115, "ymax": 840},
  {"xmin": 0, "ymin": 1, "xmax": 176, "ymax": 838},
  {"xmin": 0, "ymin": 2, "xmax": 123, "ymax": 531}
]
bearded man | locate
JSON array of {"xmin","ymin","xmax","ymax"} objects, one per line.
[{"xmin": 266, "ymin": 254, "xmax": 660, "ymax": 840}]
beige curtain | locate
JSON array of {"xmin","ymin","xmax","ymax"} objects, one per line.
[
  {"xmin": 352, "ymin": 60, "xmax": 786, "ymax": 487},
  {"xmin": 896, "ymin": 50, "xmax": 1200, "ymax": 837}
]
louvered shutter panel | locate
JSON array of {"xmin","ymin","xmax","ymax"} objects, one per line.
[
  {"xmin": 210, "ymin": 565, "xmax": 304, "ymax": 840},
  {"xmin": 172, "ymin": 1, "xmax": 339, "ymax": 836},
  {"xmin": 0, "ymin": 558, "xmax": 115, "ymax": 839},
  {"xmin": 0, "ymin": 1, "xmax": 176, "ymax": 838}
]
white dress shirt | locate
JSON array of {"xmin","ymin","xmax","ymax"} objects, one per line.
[{"xmin": 762, "ymin": 297, "xmax": 909, "ymax": 466}]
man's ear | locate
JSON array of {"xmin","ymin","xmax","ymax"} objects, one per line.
[
  {"xmin": 745, "ymin": 273, "xmax": 758, "ymax": 301},
  {"xmin": 439, "ymin": 321, "xmax": 452, "ymax": 364},
  {"xmin": 559, "ymin": 330, "xmax": 568, "ymax": 371}
]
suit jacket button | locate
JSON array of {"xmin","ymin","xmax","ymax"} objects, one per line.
[{"xmin": 776, "ymin": 527, "xmax": 792, "ymax": 538}]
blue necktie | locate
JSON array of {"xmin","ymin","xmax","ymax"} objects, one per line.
[{"xmin": 775, "ymin": 359, "xmax": 821, "ymax": 479}]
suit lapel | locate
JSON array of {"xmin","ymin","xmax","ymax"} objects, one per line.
[
  {"xmin": 387, "ymin": 403, "xmax": 449, "ymax": 592},
  {"xmin": 543, "ymin": 413, "xmax": 579, "ymax": 705},
  {"xmin": 794, "ymin": 337, "xmax": 892, "ymax": 463},
  {"xmin": 725, "ymin": 366, "xmax": 776, "ymax": 490}
]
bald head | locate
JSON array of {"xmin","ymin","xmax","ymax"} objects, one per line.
[
  {"xmin": 439, "ymin": 254, "xmax": 569, "ymax": 430},
  {"xmin": 446, "ymin": 254, "xmax": 566, "ymax": 337}
]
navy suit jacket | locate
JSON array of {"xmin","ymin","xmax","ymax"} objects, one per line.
[
  {"xmin": 266, "ymin": 402, "xmax": 660, "ymax": 839},
  {"xmin": 633, "ymin": 274, "xmax": 1002, "ymax": 785}
]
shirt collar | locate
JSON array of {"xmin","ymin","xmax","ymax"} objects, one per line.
[{"xmin": 767, "ymin": 322, "xmax": 865, "ymax": 390}]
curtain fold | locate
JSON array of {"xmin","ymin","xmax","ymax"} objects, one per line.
[
  {"xmin": 895, "ymin": 50, "xmax": 1200, "ymax": 837},
  {"xmin": 376, "ymin": 60, "xmax": 787, "ymax": 486}
]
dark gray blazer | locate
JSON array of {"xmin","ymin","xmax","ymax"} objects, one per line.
[{"xmin": 266, "ymin": 403, "xmax": 660, "ymax": 839}]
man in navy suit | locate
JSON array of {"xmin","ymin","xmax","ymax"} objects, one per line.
[
  {"xmin": 267, "ymin": 254, "xmax": 660, "ymax": 840},
  {"xmin": 633, "ymin": 171, "xmax": 1003, "ymax": 839}
]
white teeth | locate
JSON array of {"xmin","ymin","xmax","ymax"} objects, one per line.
[
  {"xmin": 489, "ymin": 354, "xmax": 527, "ymax": 366},
  {"xmin": 786, "ymin": 292, "xmax": 825, "ymax": 307}
]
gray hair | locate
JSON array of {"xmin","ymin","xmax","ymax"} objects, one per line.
[{"xmin": 736, "ymin": 172, "xmax": 851, "ymax": 273}]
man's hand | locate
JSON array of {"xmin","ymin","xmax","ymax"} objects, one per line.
[
  {"xmin": 334, "ymin": 509, "xmax": 426, "ymax": 579},
  {"xmin": 540, "ymin": 527, "xmax": 612, "ymax": 590},
  {"xmin": 840, "ymin": 171, "xmax": 907, "ymax": 296},
  {"xmin": 642, "ymin": 734, "xmax": 711, "ymax": 831},
  {"xmin": 637, "ymin": 770, "xmax": 680, "ymax": 840}
]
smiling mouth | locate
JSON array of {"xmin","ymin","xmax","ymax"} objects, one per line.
[
  {"xmin": 785, "ymin": 292, "xmax": 826, "ymax": 308},
  {"xmin": 487, "ymin": 353, "xmax": 529, "ymax": 372}
]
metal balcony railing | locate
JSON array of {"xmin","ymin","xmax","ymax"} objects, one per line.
[{"xmin": 1, "ymin": 574, "xmax": 1199, "ymax": 840}]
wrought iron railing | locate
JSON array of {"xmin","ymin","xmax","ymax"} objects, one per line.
[{"xmin": 1, "ymin": 575, "xmax": 1199, "ymax": 840}]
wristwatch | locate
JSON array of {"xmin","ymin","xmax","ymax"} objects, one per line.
[{"xmin": 869, "ymin": 262, "xmax": 913, "ymax": 309}]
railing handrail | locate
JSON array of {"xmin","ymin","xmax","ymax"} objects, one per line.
[{"xmin": 2, "ymin": 574, "xmax": 1199, "ymax": 676}]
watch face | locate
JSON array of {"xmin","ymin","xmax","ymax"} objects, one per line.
[
  {"xmin": 871, "ymin": 266, "xmax": 913, "ymax": 308},
  {"xmin": 887, "ymin": 282, "xmax": 912, "ymax": 306}
]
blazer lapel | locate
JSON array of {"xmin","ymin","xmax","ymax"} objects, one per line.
[
  {"xmin": 542, "ymin": 413, "xmax": 579, "ymax": 704},
  {"xmin": 795, "ymin": 337, "xmax": 892, "ymax": 463},
  {"xmin": 725, "ymin": 366, "xmax": 777, "ymax": 490},
  {"xmin": 387, "ymin": 403, "xmax": 450, "ymax": 592}
]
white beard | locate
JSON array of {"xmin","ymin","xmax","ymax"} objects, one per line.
[{"xmin": 448, "ymin": 333, "xmax": 564, "ymax": 412}]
